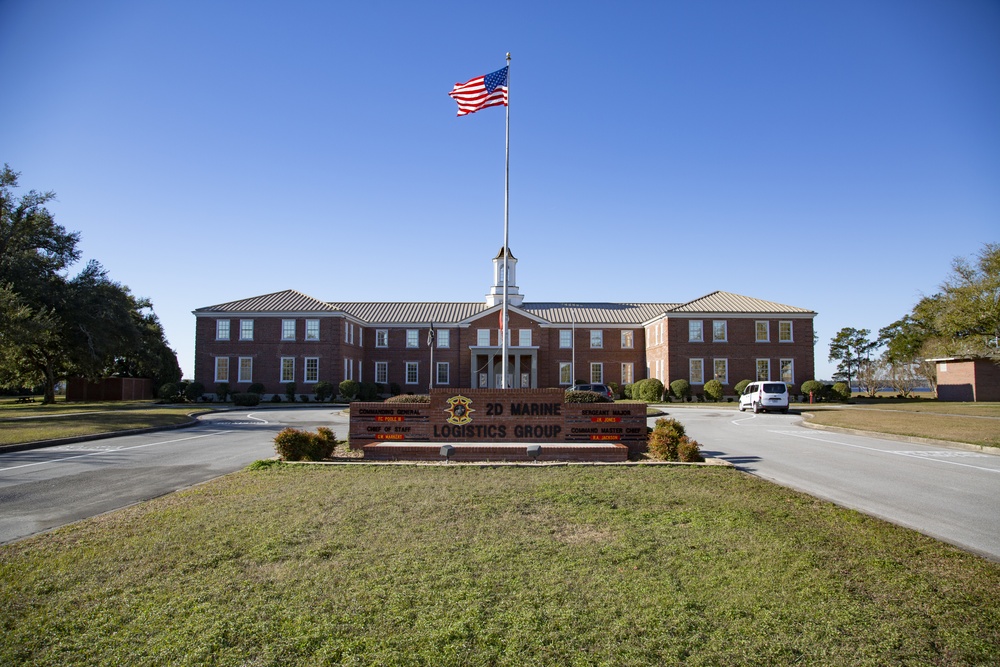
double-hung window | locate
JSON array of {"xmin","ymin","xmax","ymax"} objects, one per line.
[
  {"xmin": 305, "ymin": 319, "xmax": 320, "ymax": 341},
  {"xmin": 559, "ymin": 330, "xmax": 572, "ymax": 348},
  {"xmin": 559, "ymin": 362, "xmax": 572, "ymax": 385},
  {"xmin": 690, "ymin": 358, "xmax": 704, "ymax": 385},
  {"xmin": 376, "ymin": 330, "xmax": 388, "ymax": 348},
  {"xmin": 590, "ymin": 362, "xmax": 603, "ymax": 383},
  {"xmin": 406, "ymin": 330, "xmax": 419, "ymax": 348},
  {"xmin": 282, "ymin": 319, "xmax": 296, "ymax": 341},
  {"xmin": 215, "ymin": 357, "xmax": 229, "ymax": 382},
  {"xmin": 437, "ymin": 329, "xmax": 450, "ymax": 348},
  {"xmin": 713, "ymin": 358, "xmax": 729, "ymax": 384},
  {"xmin": 405, "ymin": 362, "xmax": 419, "ymax": 384},
  {"xmin": 240, "ymin": 319, "xmax": 254, "ymax": 341},
  {"xmin": 712, "ymin": 321, "xmax": 727, "ymax": 342},
  {"xmin": 375, "ymin": 361, "xmax": 388, "ymax": 384},
  {"xmin": 779, "ymin": 321, "xmax": 793, "ymax": 342},
  {"xmin": 280, "ymin": 357, "xmax": 295, "ymax": 383},
  {"xmin": 216, "ymin": 320, "xmax": 230, "ymax": 340},
  {"xmin": 621, "ymin": 330, "xmax": 634, "ymax": 349},
  {"xmin": 780, "ymin": 359, "xmax": 794, "ymax": 384},
  {"xmin": 305, "ymin": 358, "xmax": 319, "ymax": 383},
  {"xmin": 689, "ymin": 320, "xmax": 703, "ymax": 342},
  {"xmin": 755, "ymin": 321, "xmax": 769, "ymax": 342},
  {"xmin": 436, "ymin": 362, "xmax": 450, "ymax": 385},
  {"xmin": 238, "ymin": 357, "xmax": 253, "ymax": 383},
  {"xmin": 621, "ymin": 362, "xmax": 634, "ymax": 384},
  {"xmin": 477, "ymin": 329, "xmax": 490, "ymax": 346},
  {"xmin": 756, "ymin": 359, "xmax": 771, "ymax": 381},
  {"xmin": 518, "ymin": 329, "xmax": 531, "ymax": 346},
  {"xmin": 590, "ymin": 330, "xmax": 603, "ymax": 348}
]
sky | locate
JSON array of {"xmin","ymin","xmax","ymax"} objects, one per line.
[{"xmin": 2, "ymin": 0, "xmax": 998, "ymax": 382}]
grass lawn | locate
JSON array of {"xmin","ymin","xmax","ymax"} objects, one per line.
[
  {"xmin": 2, "ymin": 465, "xmax": 999, "ymax": 666},
  {"xmin": 804, "ymin": 405, "xmax": 1000, "ymax": 448}
]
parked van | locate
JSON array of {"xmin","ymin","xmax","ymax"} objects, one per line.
[{"xmin": 738, "ymin": 382, "xmax": 789, "ymax": 413}]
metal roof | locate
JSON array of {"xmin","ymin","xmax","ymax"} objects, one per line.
[
  {"xmin": 193, "ymin": 289, "xmax": 339, "ymax": 314},
  {"xmin": 670, "ymin": 291, "xmax": 815, "ymax": 315},
  {"xmin": 522, "ymin": 303, "xmax": 677, "ymax": 325}
]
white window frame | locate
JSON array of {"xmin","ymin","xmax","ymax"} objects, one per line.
[
  {"xmin": 780, "ymin": 359, "xmax": 794, "ymax": 384},
  {"xmin": 375, "ymin": 361, "xmax": 388, "ymax": 384},
  {"xmin": 689, "ymin": 320, "xmax": 703, "ymax": 342},
  {"xmin": 436, "ymin": 361, "xmax": 450, "ymax": 385},
  {"xmin": 621, "ymin": 330, "xmax": 634, "ymax": 349},
  {"xmin": 518, "ymin": 329, "xmax": 531, "ymax": 347},
  {"xmin": 621, "ymin": 362, "xmax": 634, "ymax": 384},
  {"xmin": 376, "ymin": 329, "xmax": 389, "ymax": 348},
  {"xmin": 282, "ymin": 319, "xmax": 296, "ymax": 341},
  {"xmin": 305, "ymin": 319, "xmax": 320, "ymax": 341},
  {"xmin": 406, "ymin": 329, "xmax": 419, "ymax": 348},
  {"xmin": 437, "ymin": 329, "xmax": 450, "ymax": 348},
  {"xmin": 713, "ymin": 358, "xmax": 729, "ymax": 384},
  {"xmin": 216, "ymin": 320, "xmax": 230, "ymax": 341},
  {"xmin": 477, "ymin": 329, "xmax": 490, "ymax": 346},
  {"xmin": 590, "ymin": 362, "xmax": 604, "ymax": 383},
  {"xmin": 214, "ymin": 357, "xmax": 229, "ymax": 382},
  {"xmin": 712, "ymin": 320, "xmax": 727, "ymax": 343},
  {"xmin": 305, "ymin": 357, "xmax": 319, "ymax": 383},
  {"xmin": 756, "ymin": 358, "xmax": 771, "ymax": 381},
  {"xmin": 755, "ymin": 321, "xmax": 769, "ymax": 343},
  {"xmin": 239, "ymin": 319, "xmax": 254, "ymax": 341},
  {"xmin": 779, "ymin": 321, "xmax": 793, "ymax": 343},
  {"xmin": 590, "ymin": 330, "xmax": 603, "ymax": 349},
  {"xmin": 559, "ymin": 330, "xmax": 572, "ymax": 349},
  {"xmin": 559, "ymin": 362, "xmax": 572, "ymax": 385},
  {"xmin": 238, "ymin": 356, "xmax": 252, "ymax": 383},
  {"xmin": 690, "ymin": 358, "xmax": 704, "ymax": 385},
  {"xmin": 280, "ymin": 357, "xmax": 295, "ymax": 383},
  {"xmin": 405, "ymin": 362, "xmax": 419, "ymax": 385}
]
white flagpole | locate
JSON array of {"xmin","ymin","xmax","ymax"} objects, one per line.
[{"xmin": 501, "ymin": 52, "xmax": 511, "ymax": 389}]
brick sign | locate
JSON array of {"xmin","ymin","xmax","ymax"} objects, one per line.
[{"xmin": 349, "ymin": 388, "xmax": 648, "ymax": 454}]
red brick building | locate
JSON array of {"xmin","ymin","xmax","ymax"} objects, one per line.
[
  {"xmin": 193, "ymin": 249, "xmax": 816, "ymax": 398},
  {"xmin": 934, "ymin": 357, "xmax": 1000, "ymax": 402}
]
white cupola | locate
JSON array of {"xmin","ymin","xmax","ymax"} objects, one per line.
[{"xmin": 485, "ymin": 246, "xmax": 523, "ymax": 307}]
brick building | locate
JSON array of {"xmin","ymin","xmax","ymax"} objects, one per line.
[{"xmin": 193, "ymin": 248, "xmax": 816, "ymax": 398}]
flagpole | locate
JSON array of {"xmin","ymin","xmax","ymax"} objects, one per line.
[{"xmin": 501, "ymin": 52, "xmax": 511, "ymax": 390}]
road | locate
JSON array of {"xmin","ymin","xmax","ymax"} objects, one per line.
[
  {"xmin": 0, "ymin": 407, "xmax": 352, "ymax": 545},
  {"xmin": 662, "ymin": 407, "xmax": 1000, "ymax": 561}
]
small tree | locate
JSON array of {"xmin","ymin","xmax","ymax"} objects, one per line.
[
  {"xmin": 314, "ymin": 380, "xmax": 335, "ymax": 402},
  {"xmin": 885, "ymin": 360, "xmax": 920, "ymax": 398},
  {"xmin": 285, "ymin": 382, "xmax": 297, "ymax": 402},
  {"xmin": 733, "ymin": 379, "xmax": 751, "ymax": 396},
  {"xmin": 184, "ymin": 381, "xmax": 205, "ymax": 402},
  {"xmin": 855, "ymin": 359, "xmax": 885, "ymax": 398},
  {"xmin": 669, "ymin": 379, "xmax": 690, "ymax": 400},
  {"xmin": 703, "ymin": 379, "xmax": 724, "ymax": 402},
  {"xmin": 830, "ymin": 382, "xmax": 851, "ymax": 402},
  {"xmin": 339, "ymin": 379, "xmax": 360, "ymax": 401},
  {"xmin": 633, "ymin": 378, "xmax": 664, "ymax": 402},
  {"xmin": 801, "ymin": 380, "xmax": 825, "ymax": 402}
]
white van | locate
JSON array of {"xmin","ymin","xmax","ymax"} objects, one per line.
[{"xmin": 738, "ymin": 382, "xmax": 789, "ymax": 413}]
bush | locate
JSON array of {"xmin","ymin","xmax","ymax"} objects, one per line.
[
  {"xmin": 733, "ymin": 379, "xmax": 751, "ymax": 396},
  {"xmin": 801, "ymin": 380, "xmax": 825, "ymax": 401},
  {"xmin": 285, "ymin": 383, "xmax": 297, "ymax": 402},
  {"xmin": 384, "ymin": 394, "xmax": 430, "ymax": 403},
  {"xmin": 358, "ymin": 382, "xmax": 379, "ymax": 401},
  {"xmin": 184, "ymin": 382, "xmax": 205, "ymax": 402},
  {"xmin": 270, "ymin": 394, "xmax": 282, "ymax": 403},
  {"xmin": 565, "ymin": 390, "xmax": 612, "ymax": 403},
  {"xmin": 677, "ymin": 436, "xmax": 704, "ymax": 462},
  {"xmin": 669, "ymin": 379, "xmax": 691, "ymax": 400},
  {"xmin": 158, "ymin": 382, "xmax": 180, "ymax": 401},
  {"xmin": 831, "ymin": 382, "xmax": 851, "ymax": 402},
  {"xmin": 622, "ymin": 383, "xmax": 633, "ymax": 399},
  {"xmin": 704, "ymin": 379, "xmax": 724, "ymax": 402},
  {"xmin": 232, "ymin": 392, "xmax": 260, "ymax": 406},
  {"xmin": 389, "ymin": 383, "xmax": 401, "ymax": 396},
  {"xmin": 647, "ymin": 417, "xmax": 686, "ymax": 461},
  {"xmin": 633, "ymin": 378, "xmax": 665, "ymax": 402},
  {"xmin": 340, "ymin": 379, "xmax": 360, "ymax": 401},
  {"xmin": 314, "ymin": 381, "xmax": 335, "ymax": 402},
  {"xmin": 273, "ymin": 427, "xmax": 337, "ymax": 461},
  {"xmin": 299, "ymin": 395, "xmax": 310, "ymax": 402},
  {"xmin": 247, "ymin": 383, "xmax": 265, "ymax": 395},
  {"xmin": 216, "ymin": 382, "xmax": 230, "ymax": 402}
]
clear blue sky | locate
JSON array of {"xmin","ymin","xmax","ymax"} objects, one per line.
[{"xmin": 2, "ymin": 0, "xmax": 998, "ymax": 382}]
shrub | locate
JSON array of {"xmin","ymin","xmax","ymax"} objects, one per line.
[
  {"xmin": 677, "ymin": 436, "xmax": 704, "ymax": 462},
  {"xmin": 273, "ymin": 427, "xmax": 337, "ymax": 461},
  {"xmin": 299, "ymin": 395, "xmax": 310, "ymax": 402},
  {"xmin": 622, "ymin": 383, "xmax": 633, "ymax": 399},
  {"xmin": 285, "ymin": 383, "xmax": 297, "ymax": 402},
  {"xmin": 384, "ymin": 394, "xmax": 430, "ymax": 403},
  {"xmin": 358, "ymin": 382, "xmax": 379, "ymax": 401},
  {"xmin": 564, "ymin": 390, "xmax": 612, "ymax": 403},
  {"xmin": 270, "ymin": 394, "xmax": 282, "ymax": 403},
  {"xmin": 339, "ymin": 379, "xmax": 360, "ymax": 401},
  {"xmin": 647, "ymin": 417, "xmax": 686, "ymax": 461},
  {"xmin": 314, "ymin": 381, "xmax": 335, "ymax": 402},
  {"xmin": 158, "ymin": 382, "xmax": 180, "ymax": 401},
  {"xmin": 216, "ymin": 382, "xmax": 230, "ymax": 402},
  {"xmin": 389, "ymin": 383, "xmax": 401, "ymax": 396},
  {"xmin": 831, "ymin": 382, "xmax": 851, "ymax": 402},
  {"xmin": 733, "ymin": 379, "xmax": 751, "ymax": 396},
  {"xmin": 633, "ymin": 378, "xmax": 665, "ymax": 402},
  {"xmin": 669, "ymin": 379, "xmax": 691, "ymax": 400},
  {"xmin": 184, "ymin": 382, "xmax": 205, "ymax": 402},
  {"xmin": 801, "ymin": 380, "xmax": 825, "ymax": 401},
  {"xmin": 704, "ymin": 379, "xmax": 724, "ymax": 402},
  {"xmin": 247, "ymin": 383, "xmax": 265, "ymax": 395},
  {"xmin": 607, "ymin": 382, "xmax": 620, "ymax": 399},
  {"xmin": 232, "ymin": 392, "xmax": 260, "ymax": 406}
]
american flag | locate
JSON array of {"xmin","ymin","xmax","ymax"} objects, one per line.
[{"xmin": 448, "ymin": 66, "xmax": 508, "ymax": 116}]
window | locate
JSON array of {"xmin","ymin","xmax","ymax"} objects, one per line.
[
  {"xmin": 239, "ymin": 319, "xmax": 254, "ymax": 341},
  {"xmin": 280, "ymin": 357, "xmax": 295, "ymax": 383},
  {"xmin": 621, "ymin": 330, "xmax": 634, "ymax": 349},
  {"xmin": 559, "ymin": 362, "xmax": 572, "ymax": 385},
  {"xmin": 477, "ymin": 329, "xmax": 490, "ymax": 346},
  {"xmin": 713, "ymin": 321, "xmax": 727, "ymax": 342},
  {"xmin": 689, "ymin": 320, "xmax": 703, "ymax": 342},
  {"xmin": 405, "ymin": 362, "xmax": 419, "ymax": 385},
  {"xmin": 590, "ymin": 362, "xmax": 603, "ymax": 383},
  {"xmin": 437, "ymin": 329, "xmax": 450, "ymax": 348},
  {"xmin": 214, "ymin": 357, "xmax": 229, "ymax": 382},
  {"xmin": 282, "ymin": 319, "xmax": 296, "ymax": 341},
  {"xmin": 347, "ymin": 323, "xmax": 354, "ymax": 345},
  {"xmin": 755, "ymin": 321, "xmax": 769, "ymax": 342},
  {"xmin": 238, "ymin": 357, "xmax": 252, "ymax": 383},
  {"xmin": 436, "ymin": 362, "xmax": 449, "ymax": 385},
  {"xmin": 375, "ymin": 361, "xmax": 388, "ymax": 384},
  {"xmin": 216, "ymin": 320, "xmax": 230, "ymax": 341},
  {"xmin": 376, "ymin": 329, "xmax": 388, "ymax": 347},
  {"xmin": 621, "ymin": 362, "xmax": 634, "ymax": 384},
  {"xmin": 305, "ymin": 358, "xmax": 319, "ymax": 383},
  {"xmin": 590, "ymin": 330, "xmax": 603, "ymax": 348},
  {"xmin": 518, "ymin": 329, "xmax": 531, "ymax": 346},
  {"xmin": 756, "ymin": 359, "xmax": 771, "ymax": 381},
  {"xmin": 780, "ymin": 359, "xmax": 794, "ymax": 384},
  {"xmin": 559, "ymin": 330, "xmax": 572, "ymax": 348},
  {"xmin": 406, "ymin": 330, "xmax": 419, "ymax": 348},
  {"xmin": 779, "ymin": 321, "xmax": 793, "ymax": 342},
  {"xmin": 713, "ymin": 358, "xmax": 729, "ymax": 384},
  {"xmin": 305, "ymin": 319, "xmax": 320, "ymax": 341},
  {"xmin": 690, "ymin": 358, "xmax": 704, "ymax": 385}
]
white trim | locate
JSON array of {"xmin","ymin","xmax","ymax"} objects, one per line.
[
  {"xmin": 779, "ymin": 320, "xmax": 794, "ymax": 343},
  {"xmin": 405, "ymin": 361, "xmax": 419, "ymax": 385},
  {"xmin": 305, "ymin": 357, "xmax": 319, "ymax": 383},
  {"xmin": 689, "ymin": 358, "xmax": 704, "ymax": 385},
  {"xmin": 280, "ymin": 357, "xmax": 295, "ymax": 383},
  {"xmin": 755, "ymin": 320, "xmax": 769, "ymax": 343},
  {"xmin": 238, "ymin": 356, "xmax": 253, "ymax": 383},
  {"xmin": 282, "ymin": 319, "xmax": 296, "ymax": 341}
]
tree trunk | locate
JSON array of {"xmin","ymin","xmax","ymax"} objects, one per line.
[{"xmin": 42, "ymin": 361, "xmax": 57, "ymax": 404}]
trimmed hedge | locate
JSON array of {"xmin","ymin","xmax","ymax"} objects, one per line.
[
  {"xmin": 232, "ymin": 392, "xmax": 260, "ymax": 406},
  {"xmin": 669, "ymin": 379, "xmax": 691, "ymax": 400},
  {"xmin": 632, "ymin": 378, "xmax": 665, "ymax": 402},
  {"xmin": 564, "ymin": 390, "xmax": 612, "ymax": 403},
  {"xmin": 385, "ymin": 394, "xmax": 430, "ymax": 404}
]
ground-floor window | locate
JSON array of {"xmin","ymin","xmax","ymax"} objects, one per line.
[
  {"xmin": 436, "ymin": 362, "xmax": 449, "ymax": 385},
  {"xmin": 559, "ymin": 362, "xmax": 572, "ymax": 385},
  {"xmin": 713, "ymin": 358, "xmax": 728, "ymax": 384},
  {"xmin": 280, "ymin": 357, "xmax": 294, "ymax": 383},
  {"xmin": 689, "ymin": 358, "xmax": 704, "ymax": 385},
  {"xmin": 375, "ymin": 361, "xmax": 388, "ymax": 384},
  {"xmin": 238, "ymin": 357, "xmax": 252, "ymax": 383},
  {"xmin": 215, "ymin": 357, "xmax": 229, "ymax": 382},
  {"xmin": 406, "ymin": 362, "xmax": 419, "ymax": 385},
  {"xmin": 621, "ymin": 362, "xmax": 634, "ymax": 384},
  {"xmin": 590, "ymin": 363, "xmax": 603, "ymax": 383},
  {"xmin": 756, "ymin": 359, "xmax": 771, "ymax": 381},
  {"xmin": 305, "ymin": 357, "xmax": 319, "ymax": 383},
  {"xmin": 780, "ymin": 359, "xmax": 794, "ymax": 384}
]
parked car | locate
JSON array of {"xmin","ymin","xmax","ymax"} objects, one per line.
[
  {"xmin": 738, "ymin": 382, "xmax": 789, "ymax": 413},
  {"xmin": 568, "ymin": 383, "xmax": 615, "ymax": 400}
]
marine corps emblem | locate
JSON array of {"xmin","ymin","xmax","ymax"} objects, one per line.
[{"xmin": 445, "ymin": 395, "xmax": 475, "ymax": 425}]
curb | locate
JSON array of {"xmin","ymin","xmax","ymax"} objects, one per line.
[
  {"xmin": 798, "ymin": 417, "xmax": 998, "ymax": 455},
  {"xmin": 0, "ymin": 418, "xmax": 201, "ymax": 455}
]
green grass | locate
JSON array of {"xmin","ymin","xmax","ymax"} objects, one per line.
[
  {"xmin": 2, "ymin": 465, "xmax": 999, "ymax": 665},
  {"xmin": 0, "ymin": 404, "xmax": 209, "ymax": 446},
  {"xmin": 804, "ymin": 405, "xmax": 1000, "ymax": 448}
]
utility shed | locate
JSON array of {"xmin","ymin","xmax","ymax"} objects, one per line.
[
  {"xmin": 66, "ymin": 377, "xmax": 154, "ymax": 401},
  {"xmin": 933, "ymin": 358, "xmax": 1000, "ymax": 402}
]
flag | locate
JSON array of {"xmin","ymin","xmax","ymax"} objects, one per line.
[
  {"xmin": 449, "ymin": 66, "xmax": 508, "ymax": 116},
  {"xmin": 427, "ymin": 324, "xmax": 435, "ymax": 347}
]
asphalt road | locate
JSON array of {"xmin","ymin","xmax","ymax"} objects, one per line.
[{"xmin": 663, "ymin": 407, "xmax": 1000, "ymax": 561}]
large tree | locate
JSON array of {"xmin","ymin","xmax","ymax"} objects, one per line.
[{"xmin": 828, "ymin": 327, "xmax": 879, "ymax": 387}]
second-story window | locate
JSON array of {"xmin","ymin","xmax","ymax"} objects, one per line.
[
  {"xmin": 305, "ymin": 319, "xmax": 320, "ymax": 341},
  {"xmin": 240, "ymin": 319, "xmax": 254, "ymax": 341},
  {"xmin": 282, "ymin": 319, "xmax": 296, "ymax": 341}
]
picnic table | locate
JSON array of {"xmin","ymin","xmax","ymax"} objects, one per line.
[{"xmin": 15, "ymin": 396, "xmax": 35, "ymax": 404}]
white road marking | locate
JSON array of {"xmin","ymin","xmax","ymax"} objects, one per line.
[
  {"xmin": 0, "ymin": 431, "xmax": 234, "ymax": 474},
  {"xmin": 731, "ymin": 415, "xmax": 757, "ymax": 425}
]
